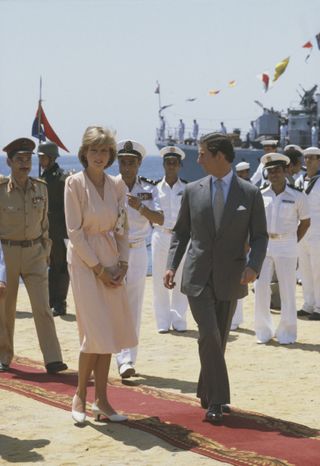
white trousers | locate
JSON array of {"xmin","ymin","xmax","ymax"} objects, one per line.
[
  {"xmin": 298, "ymin": 237, "xmax": 320, "ymax": 314},
  {"xmin": 231, "ymin": 299, "xmax": 244, "ymax": 329},
  {"xmin": 151, "ymin": 230, "xmax": 188, "ymax": 331},
  {"xmin": 116, "ymin": 245, "xmax": 148, "ymax": 368},
  {"xmin": 254, "ymin": 255, "xmax": 297, "ymax": 344}
]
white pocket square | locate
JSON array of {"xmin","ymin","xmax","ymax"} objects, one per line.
[{"xmin": 237, "ymin": 205, "xmax": 247, "ymax": 211}]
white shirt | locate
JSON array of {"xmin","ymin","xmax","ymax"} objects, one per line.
[
  {"xmin": 154, "ymin": 177, "xmax": 187, "ymax": 230},
  {"xmin": 119, "ymin": 175, "xmax": 161, "ymax": 243},
  {"xmin": 0, "ymin": 242, "xmax": 6, "ymax": 283},
  {"xmin": 261, "ymin": 183, "xmax": 310, "ymax": 257},
  {"xmin": 250, "ymin": 161, "xmax": 264, "ymax": 186},
  {"xmin": 296, "ymin": 173, "xmax": 320, "ymax": 238}
]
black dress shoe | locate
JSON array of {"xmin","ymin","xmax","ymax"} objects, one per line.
[
  {"xmin": 222, "ymin": 404, "xmax": 231, "ymax": 413},
  {"xmin": 46, "ymin": 361, "xmax": 68, "ymax": 374},
  {"xmin": 200, "ymin": 398, "xmax": 208, "ymax": 409},
  {"xmin": 0, "ymin": 362, "xmax": 9, "ymax": 372},
  {"xmin": 205, "ymin": 405, "xmax": 223, "ymax": 424},
  {"xmin": 308, "ymin": 312, "xmax": 320, "ymax": 321},
  {"xmin": 52, "ymin": 304, "xmax": 67, "ymax": 317},
  {"xmin": 297, "ymin": 309, "xmax": 311, "ymax": 317}
]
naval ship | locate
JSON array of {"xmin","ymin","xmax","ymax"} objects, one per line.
[{"xmin": 155, "ymin": 85, "xmax": 320, "ymax": 181}]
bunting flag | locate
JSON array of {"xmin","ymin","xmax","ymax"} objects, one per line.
[
  {"xmin": 159, "ymin": 104, "xmax": 173, "ymax": 111},
  {"xmin": 186, "ymin": 97, "xmax": 197, "ymax": 102},
  {"xmin": 302, "ymin": 41, "xmax": 313, "ymax": 62},
  {"xmin": 273, "ymin": 57, "xmax": 290, "ymax": 82},
  {"xmin": 154, "ymin": 81, "xmax": 160, "ymax": 94},
  {"xmin": 32, "ymin": 103, "xmax": 69, "ymax": 152},
  {"xmin": 228, "ymin": 80, "xmax": 237, "ymax": 87},
  {"xmin": 257, "ymin": 73, "xmax": 270, "ymax": 92},
  {"xmin": 315, "ymin": 32, "xmax": 320, "ymax": 50},
  {"xmin": 208, "ymin": 89, "xmax": 220, "ymax": 96}
]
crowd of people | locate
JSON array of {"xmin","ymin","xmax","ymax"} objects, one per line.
[{"xmin": 0, "ymin": 129, "xmax": 319, "ymax": 426}]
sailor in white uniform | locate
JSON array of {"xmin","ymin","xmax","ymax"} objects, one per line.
[
  {"xmin": 178, "ymin": 119, "xmax": 185, "ymax": 143},
  {"xmin": 0, "ymin": 242, "xmax": 8, "ymax": 372},
  {"xmin": 296, "ymin": 147, "xmax": 320, "ymax": 321},
  {"xmin": 251, "ymin": 139, "xmax": 278, "ymax": 187},
  {"xmin": 254, "ymin": 153, "xmax": 310, "ymax": 344},
  {"xmin": 116, "ymin": 140, "xmax": 164, "ymax": 378},
  {"xmin": 152, "ymin": 146, "xmax": 189, "ymax": 333}
]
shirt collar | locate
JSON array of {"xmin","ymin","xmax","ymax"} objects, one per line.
[{"xmin": 211, "ymin": 169, "xmax": 233, "ymax": 186}]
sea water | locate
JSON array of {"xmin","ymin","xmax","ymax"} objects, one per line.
[{"xmin": 0, "ymin": 155, "xmax": 164, "ymax": 275}]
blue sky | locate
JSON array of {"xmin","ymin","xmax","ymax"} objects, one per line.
[{"xmin": 1, "ymin": 0, "xmax": 320, "ymax": 154}]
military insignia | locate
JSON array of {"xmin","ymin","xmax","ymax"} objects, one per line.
[
  {"xmin": 137, "ymin": 192, "xmax": 152, "ymax": 200},
  {"xmin": 169, "ymin": 147, "xmax": 176, "ymax": 153},
  {"xmin": 282, "ymin": 199, "xmax": 295, "ymax": 204},
  {"xmin": 266, "ymin": 156, "xmax": 272, "ymax": 163},
  {"xmin": 124, "ymin": 141, "xmax": 133, "ymax": 152},
  {"xmin": 32, "ymin": 196, "xmax": 44, "ymax": 205},
  {"xmin": 177, "ymin": 191, "xmax": 183, "ymax": 196}
]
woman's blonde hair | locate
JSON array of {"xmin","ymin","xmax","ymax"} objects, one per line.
[{"xmin": 78, "ymin": 126, "xmax": 117, "ymax": 168}]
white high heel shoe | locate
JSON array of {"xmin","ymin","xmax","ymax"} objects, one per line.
[
  {"xmin": 72, "ymin": 395, "xmax": 86, "ymax": 424},
  {"xmin": 92, "ymin": 402, "xmax": 128, "ymax": 422}
]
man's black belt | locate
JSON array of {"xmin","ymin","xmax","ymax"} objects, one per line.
[{"xmin": 1, "ymin": 237, "xmax": 42, "ymax": 248}]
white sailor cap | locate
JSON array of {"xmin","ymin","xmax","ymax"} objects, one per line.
[
  {"xmin": 284, "ymin": 144, "xmax": 303, "ymax": 154},
  {"xmin": 261, "ymin": 153, "xmax": 290, "ymax": 169},
  {"xmin": 117, "ymin": 140, "xmax": 146, "ymax": 159},
  {"xmin": 235, "ymin": 161, "xmax": 250, "ymax": 171},
  {"xmin": 159, "ymin": 146, "xmax": 185, "ymax": 160},
  {"xmin": 261, "ymin": 139, "xmax": 278, "ymax": 147},
  {"xmin": 303, "ymin": 146, "xmax": 320, "ymax": 156}
]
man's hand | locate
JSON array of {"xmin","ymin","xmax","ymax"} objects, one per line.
[
  {"xmin": 240, "ymin": 266, "xmax": 257, "ymax": 285},
  {"xmin": 126, "ymin": 193, "xmax": 141, "ymax": 210},
  {"xmin": 163, "ymin": 269, "xmax": 176, "ymax": 289},
  {"xmin": 0, "ymin": 281, "xmax": 6, "ymax": 299}
]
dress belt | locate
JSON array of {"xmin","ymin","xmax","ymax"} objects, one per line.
[
  {"xmin": 156, "ymin": 227, "xmax": 173, "ymax": 234},
  {"xmin": 268, "ymin": 233, "xmax": 294, "ymax": 240},
  {"xmin": 1, "ymin": 237, "xmax": 43, "ymax": 248},
  {"xmin": 129, "ymin": 240, "xmax": 146, "ymax": 249}
]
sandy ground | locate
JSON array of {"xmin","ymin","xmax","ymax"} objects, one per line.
[{"xmin": 0, "ymin": 278, "xmax": 319, "ymax": 466}]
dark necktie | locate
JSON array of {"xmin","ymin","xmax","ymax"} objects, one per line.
[{"xmin": 213, "ymin": 179, "xmax": 224, "ymax": 229}]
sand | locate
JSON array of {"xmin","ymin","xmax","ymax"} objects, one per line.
[{"xmin": 0, "ymin": 278, "xmax": 319, "ymax": 465}]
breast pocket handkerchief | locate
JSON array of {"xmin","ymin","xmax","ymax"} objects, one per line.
[{"xmin": 237, "ymin": 205, "xmax": 247, "ymax": 211}]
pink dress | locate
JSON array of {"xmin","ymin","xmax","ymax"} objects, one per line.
[{"xmin": 64, "ymin": 171, "xmax": 137, "ymax": 353}]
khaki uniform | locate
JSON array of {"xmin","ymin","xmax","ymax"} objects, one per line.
[{"xmin": 0, "ymin": 175, "xmax": 63, "ymax": 366}]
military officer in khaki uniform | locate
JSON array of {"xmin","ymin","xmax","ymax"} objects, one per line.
[{"xmin": 0, "ymin": 138, "xmax": 68, "ymax": 373}]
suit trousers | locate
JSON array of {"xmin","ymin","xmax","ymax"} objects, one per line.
[
  {"xmin": 116, "ymin": 245, "xmax": 148, "ymax": 368},
  {"xmin": 151, "ymin": 230, "xmax": 188, "ymax": 331},
  {"xmin": 0, "ymin": 243, "xmax": 63, "ymax": 365},
  {"xmin": 49, "ymin": 238, "xmax": 70, "ymax": 308},
  {"xmin": 188, "ymin": 282, "xmax": 237, "ymax": 406},
  {"xmin": 254, "ymin": 255, "xmax": 297, "ymax": 344},
  {"xmin": 298, "ymin": 237, "xmax": 320, "ymax": 314}
]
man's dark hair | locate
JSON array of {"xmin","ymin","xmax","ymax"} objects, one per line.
[
  {"xmin": 200, "ymin": 132, "xmax": 235, "ymax": 163},
  {"xmin": 284, "ymin": 149, "xmax": 302, "ymax": 166}
]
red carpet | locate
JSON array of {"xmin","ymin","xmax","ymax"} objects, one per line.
[{"xmin": 0, "ymin": 357, "xmax": 319, "ymax": 466}]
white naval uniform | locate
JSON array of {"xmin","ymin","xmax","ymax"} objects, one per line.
[
  {"xmin": 151, "ymin": 177, "xmax": 188, "ymax": 331},
  {"xmin": 254, "ymin": 183, "xmax": 310, "ymax": 344},
  {"xmin": 116, "ymin": 176, "xmax": 161, "ymax": 369},
  {"xmin": 296, "ymin": 173, "xmax": 320, "ymax": 315}
]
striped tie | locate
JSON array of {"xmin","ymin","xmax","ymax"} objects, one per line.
[{"xmin": 213, "ymin": 179, "xmax": 224, "ymax": 230}]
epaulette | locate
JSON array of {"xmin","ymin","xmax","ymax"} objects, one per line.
[
  {"xmin": 30, "ymin": 177, "xmax": 47, "ymax": 185},
  {"xmin": 154, "ymin": 179, "xmax": 162, "ymax": 184},
  {"xmin": 287, "ymin": 184, "xmax": 303, "ymax": 192},
  {"xmin": 139, "ymin": 176, "xmax": 157, "ymax": 185},
  {"xmin": 260, "ymin": 182, "xmax": 269, "ymax": 190},
  {"xmin": 180, "ymin": 178, "xmax": 188, "ymax": 184}
]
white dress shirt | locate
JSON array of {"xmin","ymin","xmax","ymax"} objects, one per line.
[{"xmin": 154, "ymin": 177, "xmax": 187, "ymax": 230}]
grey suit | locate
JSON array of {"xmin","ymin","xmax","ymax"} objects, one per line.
[{"xmin": 167, "ymin": 174, "xmax": 267, "ymax": 406}]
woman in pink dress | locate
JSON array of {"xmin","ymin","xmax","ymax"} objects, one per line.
[{"xmin": 65, "ymin": 126, "xmax": 137, "ymax": 424}]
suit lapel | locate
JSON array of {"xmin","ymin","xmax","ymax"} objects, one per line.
[
  {"xmin": 217, "ymin": 175, "xmax": 241, "ymax": 236},
  {"xmin": 199, "ymin": 176, "xmax": 215, "ymax": 235}
]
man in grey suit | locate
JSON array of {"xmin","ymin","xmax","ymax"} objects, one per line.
[{"xmin": 164, "ymin": 133, "xmax": 268, "ymax": 423}]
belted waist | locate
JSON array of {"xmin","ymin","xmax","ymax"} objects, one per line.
[
  {"xmin": 129, "ymin": 240, "xmax": 146, "ymax": 249},
  {"xmin": 268, "ymin": 233, "xmax": 295, "ymax": 240},
  {"xmin": 1, "ymin": 236, "xmax": 43, "ymax": 248}
]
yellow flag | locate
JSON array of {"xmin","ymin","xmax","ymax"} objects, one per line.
[
  {"xmin": 273, "ymin": 57, "xmax": 290, "ymax": 82},
  {"xmin": 208, "ymin": 89, "xmax": 220, "ymax": 96},
  {"xmin": 228, "ymin": 80, "xmax": 237, "ymax": 87}
]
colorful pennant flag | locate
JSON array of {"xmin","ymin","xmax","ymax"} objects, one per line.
[
  {"xmin": 208, "ymin": 89, "xmax": 220, "ymax": 96},
  {"xmin": 302, "ymin": 41, "xmax": 313, "ymax": 62},
  {"xmin": 228, "ymin": 80, "xmax": 237, "ymax": 87},
  {"xmin": 273, "ymin": 57, "xmax": 290, "ymax": 82},
  {"xmin": 257, "ymin": 73, "xmax": 270, "ymax": 92},
  {"xmin": 315, "ymin": 32, "xmax": 320, "ymax": 50},
  {"xmin": 32, "ymin": 103, "xmax": 69, "ymax": 152},
  {"xmin": 154, "ymin": 81, "xmax": 160, "ymax": 94},
  {"xmin": 186, "ymin": 97, "xmax": 197, "ymax": 102}
]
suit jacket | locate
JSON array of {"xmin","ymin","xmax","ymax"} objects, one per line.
[{"xmin": 167, "ymin": 174, "xmax": 268, "ymax": 300}]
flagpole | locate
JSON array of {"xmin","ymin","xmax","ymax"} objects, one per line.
[{"xmin": 38, "ymin": 76, "xmax": 42, "ymax": 176}]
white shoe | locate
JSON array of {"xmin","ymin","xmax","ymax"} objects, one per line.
[
  {"xmin": 119, "ymin": 363, "xmax": 135, "ymax": 379},
  {"xmin": 72, "ymin": 395, "xmax": 86, "ymax": 424},
  {"xmin": 92, "ymin": 403, "xmax": 128, "ymax": 422}
]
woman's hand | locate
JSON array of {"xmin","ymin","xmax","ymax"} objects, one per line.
[{"xmin": 92, "ymin": 264, "xmax": 122, "ymax": 288}]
